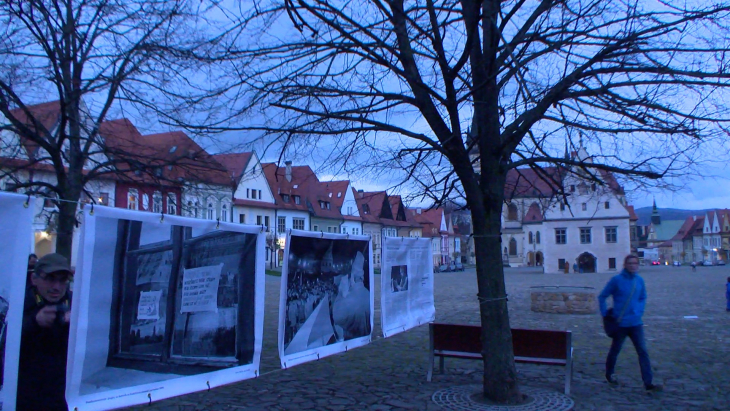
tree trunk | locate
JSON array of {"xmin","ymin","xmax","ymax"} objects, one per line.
[
  {"xmin": 55, "ymin": 174, "xmax": 83, "ymax": 260},
  {"xmin": 469, "ymin": 175, "xmax": 520, "ymax": 403}
]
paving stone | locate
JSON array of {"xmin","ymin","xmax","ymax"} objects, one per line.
[{"xmin": 124, "ymin": 266, "xmax": 729, "ymax": 411}]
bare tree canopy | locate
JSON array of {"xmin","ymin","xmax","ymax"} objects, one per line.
[
  {"xmin": 0, "ymin": 0, "xmax": 236, "ymax": 257},
  {"xmin": 205, "ymin": 0, "xmax": 730, "ymax": 402}
]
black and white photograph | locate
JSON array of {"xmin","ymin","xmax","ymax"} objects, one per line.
[
  {"xmin": 66, "ymin": 206, "xmax": 265, "ymax": 411},
  {"xmin": 279, "ymin": 231, "xmax": 373, "ymax": 367},
  {"xmin": 390, "ymin": 265, "xmax": 408, "ymax": 293},
  {"xmin": 0, "ymin": 193, "xmax": 36, "ymax": 411},
  {"xmin": 381, "ymin": 237, "xmax": 435, "ymax": 338}
]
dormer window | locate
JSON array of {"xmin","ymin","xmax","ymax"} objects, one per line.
[
  {"xmin": 294, "ymin": 195, "xmax": 301, "ymax": 205},
  {"xmin": 282, "ymin": 194, "xmax": 290, "ymax": 203},
  {"xmin": 363, "ymin": 204, "xmax": 370, "ymax": 214},
  {"xmin": 337, "ymin": 192, "xmax": 342, "ymax": 198}
]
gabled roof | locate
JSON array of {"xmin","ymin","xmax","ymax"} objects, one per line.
[
  {"xmin": 625, "ymin": 205, "xmax": 639, "ymax": 221},
  {"xmin": 408, "ymin": 207, "xmax": 445, "ymax": 237},
  {"xmin": 523, "ymin": 202, "xmax": 543, "ymax": 223},
  {"xmin": 354, "ymin": 190, "xmax": 387, "ymax": 224},
  {"xmin": 504, "ymin": 167, "xmax": 560, "ymax": 198},
  {"xmin": 262, "ymin": 163, "xmax": 318, "ymax": 212},
  {"xmin": 7, "ymin": 101, "xmax": 62, "ymax": 158},
  {"xmin": 311, "ymin": 180, "xmax": 350, "ymax": 220},
  {"xmin": 103, "ymin": 124, "xmax": 232, "ymax": 187},
  {"xmin": 213, "ymin": 152, "xmax": 253, "ymax": 181},
  {"xmin": 671, "ymin": 216, "xmax": 699, "ymax": 241}
]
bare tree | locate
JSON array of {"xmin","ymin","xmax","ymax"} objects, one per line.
[
  {"xmin": 207, "ymin": 0, "xmax": 730, "ymax": 403},
  {"xmin": 0, "ymin": 0, "xmax": 234, "ymax": 258}
]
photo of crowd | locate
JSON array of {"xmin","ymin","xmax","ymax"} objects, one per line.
[{"xmin": 282, "ymin": 236, "xmax": 371, "ymax": 356}]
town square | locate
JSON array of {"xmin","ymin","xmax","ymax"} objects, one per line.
[{"xmin": 125, "ymin": 264, "xmax": 730, "ymax": 411}]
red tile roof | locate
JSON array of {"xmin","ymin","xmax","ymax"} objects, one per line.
[
  {"xmin": 354, "ymin": 190, "xmax": 387, "ymax": 224},
  {"xmin": 523, "ymin": 202, "xmax": 543, "ymax": 223},
  {"xmin": 625, "ymin": 205, "xmax": 639, "ymax": 221},
  {"xmin": 213, "ymin": 152, "xmax": 253, "ymax": 180},
  {"xmin": 7, "ymin": 101, "xmax": 61, "ymax": 158},
  {"xmin": 262, "ymin": 163, "xmax": 318, "ymax": 212},
  {"xmin": 408, "ymin": 207, "xmax": 445, "ymax": 237},
  {"xmin": 671, "ymin": 216, "xmax": 698, "ymax": 241},
  {"xmin": 503, "ymin": 166, "xmax": 625, "ymax": 199}
]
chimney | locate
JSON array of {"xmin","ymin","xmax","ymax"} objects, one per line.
[
  {"xmin": 358, "ymin": 189, "xmax": 364, "ymax": 198},
  {"xmin": 285, "ymin": 160, "xmax": 292, "ymax": 182}
]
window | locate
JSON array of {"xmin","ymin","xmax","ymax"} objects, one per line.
[
  {"xmin": 282, "ymin": 194, "xmax": 290, "ymax": 203},
  {"xmin": 221, "ymin": 203, "xmax": 229, "ymax": 222},
  {"xmin": 258, "ymin": 190, "xmax": 262, "ymax": 199},
  {"xmin": 591, "ymin": 183, "xmax": 597, "ymax": 191},
  {"xmin": 239, "ymin": 214, "xmax": 245, "ymax": 224},
  {"xmin": 353, "ymin": 228, "xmax": 359, "ymax": 235},
  {"xmin": 187, "ymin": 201, "xmax": 193, "ymax": 217},
  {"xmin": 528, "ymin": 232, "xmax": 533, "ymax": 244},
  {"xmin": 580, "ymin": 227, "xmax": 592, "ymax": 244},
  {"xmin": 152, "ymin": 192, "xmax": 163, "ymax": 213},
  {"xmin": 555, "ymin": 228, "xmax": 567, "ymax": 244},
  {"xmin": 98, "ymin": 192, "xmax": 109, "ymax": 206},
  {"xmin": 127, "ymin": 189, "xmax": 139, "ymax": 210},
  {"xmin": 246, "ymin": 188, "xmax": 250, "ymax": 198},
  {"xmin": 560, "ymin": 203, "xmax": 566, "ymax": 211},
  {"xmin": 167, "ymin": 193, "xmax": 176, "ymax": 215},
  {"xmin": 363, "ymin": 204, "xmax": 370, "ymax": 214},
  {"xmin": 207, "ymin": 202, "xmax": 215, "ymax": 220},
  {"xmin": 507, "ymin": 203, "xmax": 518, "ymax": 221},
  {"xmin": 536, "ymin": 231, "xmax": 541, "ymax": 244},
  {"xmin": 327, "ymin": 226, "xmax": 332, "ymax": 233},
  {"xmin": 605, "ymin": 226, "xmax": 617, "ymax": 243},
  {"xmin": 570, "ymin": 185, "xmax": 575, "ymax": 192},
  {"xmin": 251, "ymin": 190, "xmax": 257, "ymax": 200},
  {"xmin": 264, "ymin": 216, "xmax": 270, "ymax": 228},
  {"xmin": 194, "ymin": 202, "xmax": 200, "ymax": 218},
  {"xmin": 609, "ymin": 258, "xmax": 617, "ymax": 270},
  {"xmin": 293, "ymin": 218, "xmax": 305, "ymax": 230},
  {"xmin": 604, "ymin": 201, "xmax": 610, "ymax": 209},
  {"xmin": 107, "ymin": 222, "xmax": 257, "ymax": 374},
  {"xmin": 581, "ymin": 203, "xmax": 587, "ymax": 211},
  {"xmin": 313, "ymin": 225, "xmax": 319, "ymax": 231},
  {"xmin": 326, "ymin": 202, "xmax": 330, "ymax": 210},
  {"xmin": 558, "ymin": 258, "xmax": 566, "ymax": 269},
  {"xmin": 342, "ymin": 227, "xmax": 347, "ymax": 234},
  {"xmin": 347, "ymin": 206, "xmax": 353, "ymax": 215},
  {"xmin": 508, "ymin": 238, "xmax": 517, "ymax": 256},
  {"xmin": 256, "ymin": 215, "xmax": 262, "ymax": 225},
  {"xmin": 294, "ymin": 195, "xmax": 300, "ymax": 205},
  {"xmin": 278, "ymin": 217, "xmax": 286, "ymax": 233}
]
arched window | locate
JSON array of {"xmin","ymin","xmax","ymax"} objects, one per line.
[
  {"xmin": 221, "ymin": 203, "xmax": 229, "ymax": 222},
  {"xmin": 507, "ymin": 203, "xmax": 518, "ymax": 221},
  {"xmin": 509, "ymin": 238, "xmax": 517, "ymax": 256},
  {"xmin": 207, "ymin": 202, "xmax": 215, "ymax": 220},
  {"xmin": 536, "ymin": 231, "xmax": 541, "ymax": 244},
  {"xmin": 528, "ymin": 232, "xmax": 533, "ymax": 244},
  {"xmin": 152, "ymin": 191, "xmax": 163, "ymax": 213}
]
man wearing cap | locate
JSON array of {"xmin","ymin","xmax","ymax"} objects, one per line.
[{"xmin": 17, "ymin": 253, "xmax": 73, "ymax": 410}]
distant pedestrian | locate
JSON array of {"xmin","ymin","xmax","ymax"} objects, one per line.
[
  {"xmin": 691, "ymin": 261, "xmax": 697, "ymax": 272},
  {"xmin": 598, "ymin": 254, "xmax": 663, "ymax": 392},
  {"xmin": 725, "ymin": 277, "xmax": 730, "ymax": 312}
]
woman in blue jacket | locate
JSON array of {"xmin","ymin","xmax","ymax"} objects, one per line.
[{"xmin": 598, "ymin": 255, "xmax": 662, "ymax": 392}]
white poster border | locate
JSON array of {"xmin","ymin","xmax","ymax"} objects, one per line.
[
  {"xmin": 0, "ymin": 193, "xmax": 36, "ymax": 411},
  {"xmin": 278, "ymin": 229, "xmax": 374, "ymax": 369},
  {"xmin": 380, "ymin": 236, "xmax": 435, "ymax": 338},
  {"xmin": 66, "ymin": 205, "xmax": 266, "ymax": 411}
]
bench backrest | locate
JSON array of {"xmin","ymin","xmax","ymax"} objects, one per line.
[{"xmin": 431, "ymin": 323, "xmax": 569, "ymax": 360}]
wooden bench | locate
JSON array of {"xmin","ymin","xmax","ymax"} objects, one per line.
[{"xmin": 427, "ymin": 323, "xmax": 573, "ymax": 395}]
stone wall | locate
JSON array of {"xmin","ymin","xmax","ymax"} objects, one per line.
[{"xmin": 530, "ymin": 291, "xmax": 598, "ymax": 314}]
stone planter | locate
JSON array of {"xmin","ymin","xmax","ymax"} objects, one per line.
[{"xmin": 530, "ymin": 286, "xmax": 597, "ymax": 314}]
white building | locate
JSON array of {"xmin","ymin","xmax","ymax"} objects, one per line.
[{"xmin": 499, "ymin": 148, "xmax": 633, "ymax": 273}]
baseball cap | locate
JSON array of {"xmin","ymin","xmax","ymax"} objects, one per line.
[{"xmin": 34, "ymin": 253, "xmax": 72, "ymax": 276}]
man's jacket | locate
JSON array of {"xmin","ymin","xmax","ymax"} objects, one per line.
[
  {"xmin": 17, "ymin": 287, "xmax": 71, "ymax": 411},
  {"xmin": 598, "ymin": 269, "xmax": 647, "ymax": 327}
]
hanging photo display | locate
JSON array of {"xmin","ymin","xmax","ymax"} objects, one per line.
[
  {"xmin": 0, "ymin": 193, "xmax": 35, "ymax": 411},
  {"xmin": 278, "ymin": 230, "xmax": 373, "ymax": 368},
  {"xmin": 380, "ymin": 237, "xmax": 435, "ymax": 338},
  {"xmin": 66, "ymin": 205, "xmax": 265, "ymax": 410}
]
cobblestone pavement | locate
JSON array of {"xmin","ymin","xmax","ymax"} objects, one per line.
[{"xmin": 127, "ymin": 265, "xmax": 730, "ymax": 411}]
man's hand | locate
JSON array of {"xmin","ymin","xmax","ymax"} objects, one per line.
[
  {"xmin": 35, "ymin": 305, "xmax": 57, "ymax": 328},
  {"xmin": 63, "ymin": 310, "xmax": 71, "ymax": 324}
]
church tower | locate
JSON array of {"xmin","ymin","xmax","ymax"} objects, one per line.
[{"xmin": 651, "ymin": 199, "xmax": 661, "ymax": 226}]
